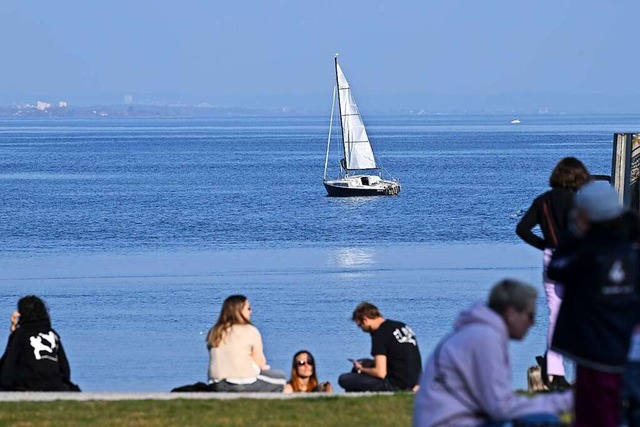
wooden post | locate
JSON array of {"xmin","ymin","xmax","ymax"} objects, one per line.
[{"xmin": 611, "ymin": 133, "xmax": 640, "ymax": 211}]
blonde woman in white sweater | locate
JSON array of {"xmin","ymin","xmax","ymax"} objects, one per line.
[{"xmin": 207, "ymin": 295, "xmax": 285, "ymax": 392}]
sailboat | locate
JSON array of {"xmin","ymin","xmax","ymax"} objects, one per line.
[{"xmin": 323, "ymin": 55, "xmax": 401, "ymax": 197}]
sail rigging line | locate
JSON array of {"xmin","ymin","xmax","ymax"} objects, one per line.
[
  {"xmin": 381, "ymin": 168, "xmax": 397, "ymax": 182},
  {"xmin": 324, "ymin": 85, "xmax": 337, "ymax": 180},
  {"xmin": 334, "ymin": 56, "xmax": 347, "ymax": 178}
]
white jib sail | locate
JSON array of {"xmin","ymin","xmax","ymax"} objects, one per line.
[{"xmin": 336, "ymin": 63, "xmax": 377, "ymax": 171}]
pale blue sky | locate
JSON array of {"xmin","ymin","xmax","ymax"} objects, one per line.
[{"xmin": 1, "ymin": 1, "xmax": 638, "ymax": 112}]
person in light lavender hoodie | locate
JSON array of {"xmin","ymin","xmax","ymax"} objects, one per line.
[{"xmin": 413, "ymin": 279, "xmax": 572, "ymax": 427}]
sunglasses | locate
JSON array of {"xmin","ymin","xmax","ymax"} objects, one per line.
[{"xmin": 296, "ymin": 360, "xmax": 314, "ymax": 367}]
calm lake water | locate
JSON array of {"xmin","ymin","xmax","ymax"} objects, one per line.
[{"xmin": 1, "ymin": 114, "xmax": 638, "ymax": 391}]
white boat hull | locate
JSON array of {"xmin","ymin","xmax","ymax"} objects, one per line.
[{"xmin": 323, "ymin": 175, "xmax": 401, "ymax": 197}]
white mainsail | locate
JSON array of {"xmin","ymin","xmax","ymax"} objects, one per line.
[{"xmin": 336, "ymin": 63, "xmax": 377, "ymax": 171}]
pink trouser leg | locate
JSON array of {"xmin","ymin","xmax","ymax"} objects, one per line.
[{"xmin": 543, "ymin": 248, "xmax": 565, "ymax": 377}]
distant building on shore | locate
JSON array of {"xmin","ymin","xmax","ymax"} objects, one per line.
[
  {"xmin": 36, "ymin": 101, "xmax": 51, "ymax": 111},
  {"xmin": 124, "ymin": 95, "xmax": 133, "ymax": 105},
  {"xmin": 59, "ymin": 101, "xmax": 68, "ymax": 108}
]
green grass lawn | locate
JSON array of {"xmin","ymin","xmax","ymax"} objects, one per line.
[{"xmin": 0, "ymin": 394, "xmax": 415, "ymax": 427}]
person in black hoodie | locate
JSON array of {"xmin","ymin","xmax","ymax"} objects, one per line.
[
  {"xmin": 548, "ymin": 181, "xmax": 640, "ymax": 427},
  {"xmin": 0, "ymin": 295, "xmax": 80, "ymax": 391},
  {"xmin": 516, "ymin": 156, "xmax": 591, "ymax": 390}
]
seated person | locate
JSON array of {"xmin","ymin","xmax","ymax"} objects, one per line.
[
  {"xmin": 207, "ymin": 295, "xmax": 286, "ymax": 392},
  {"xmin": 624, "ymin": 324, "xmax": 640, "ymax": 426},
  {"xmin": 0, "ymin": 295, "xmax": 80, "ymax": 391},
  {"xmin": 339, "ymin": 302, "xmax": 422, "ymax": 392},
  {"xmin": 413, "ymin": 279, "xmax": 572, "ymax": 426},
  {"xmin": 283, "ymin": 350, "xmax": 333, "ymax": 393}
]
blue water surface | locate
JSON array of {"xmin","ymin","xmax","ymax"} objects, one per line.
[
  {"xmin": 0, "ymin": 114, "xmax": 631, "ymax": 253},
  {"xmin": 0, "ymin": 114, "xmax": 638, "ymax": 391}
]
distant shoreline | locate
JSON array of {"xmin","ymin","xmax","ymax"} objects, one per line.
[{"xmin": 1, "ymin": 105, "xmax": 640, "ymax": 119}]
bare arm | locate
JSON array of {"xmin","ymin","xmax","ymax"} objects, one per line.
[{"xmin": 354, "ymin": 355, "xmax": 387, "ymax": 379}]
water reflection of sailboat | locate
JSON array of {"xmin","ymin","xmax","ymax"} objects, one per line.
[{"xmin": 333, "ymin": 247, "xmax": 375, "ymax": 268}]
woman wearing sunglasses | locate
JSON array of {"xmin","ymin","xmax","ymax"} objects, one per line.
[
  {"xmin": 207, "ymin": 295, "xmax": 286, "ymax": 392},
  {"xmin": 284, "ymin": 350, "xmax": 333, "ymax": 393}
]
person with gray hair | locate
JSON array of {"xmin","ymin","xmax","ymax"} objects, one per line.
[
  {"xmin": 487, "ymin": 278, "xmax": 539, "ymax": 316},
  {"xmin": 413, "ymin": 279, "xmax": 572, "ymax": 426},
  {"xmin": 548, "ymin": 181, "xmax": 640, "ymax": 427}
]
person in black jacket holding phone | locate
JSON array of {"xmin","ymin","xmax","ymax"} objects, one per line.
[
  {"xmin": 516, "ymin": 157, "xmax": 591, "ymax": 390},
  {"xmin": 0, "ymin": 295, "xmax": 80, "ymax": 391}
]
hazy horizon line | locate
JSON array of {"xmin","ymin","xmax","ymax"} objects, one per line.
[
  {"xmin": 3, "ymin": 90, "xmax": 640, "ymax": 115},
  {"xmin": 2, "ymin": 90, "xmax": 640, "ymax": 116}
]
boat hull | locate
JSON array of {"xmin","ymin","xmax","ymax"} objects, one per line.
[{"xmin": 323, "ymin": 177, "xmax": 401, "ymax": 197}]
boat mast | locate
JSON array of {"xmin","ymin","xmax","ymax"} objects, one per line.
[
  {"xmin": 334, "ymin": 54, "xmax": 348, "ymax": 177},
  {"xmin": 323, "ymin": 85, "xmax": 337, "ymax": 180}
]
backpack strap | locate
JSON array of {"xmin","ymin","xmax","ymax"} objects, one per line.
[{"xmin": 542, "ymin": 200, "xmax": 559, "ymax": 247}]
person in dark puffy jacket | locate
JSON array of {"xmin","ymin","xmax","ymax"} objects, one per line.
[
  {"xmin": 623, "ymin": 324, "xmax": 640, "ymax": 427},
  {"xmin": 548, "ymin": 182, "xmax": 640, "ymax": 427},
  {"xmin": 0, "ymin": 295, "xmax": 80, "ymax": 391}
]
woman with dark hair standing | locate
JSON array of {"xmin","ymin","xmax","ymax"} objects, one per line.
[
  {"xmin": 0, "ymin": 295, "xmax": 80, "ymax": 391},
  {"xmin": 283, "ymin": 350, "xmax": 333, "ymax": 393},
  {"xmin": 207, "ymin": 295, "xmax": 285, "ymax": 392},
  {"xmin": 516, "ymin": 157, "xmax": 591, "ymax": 390}
]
